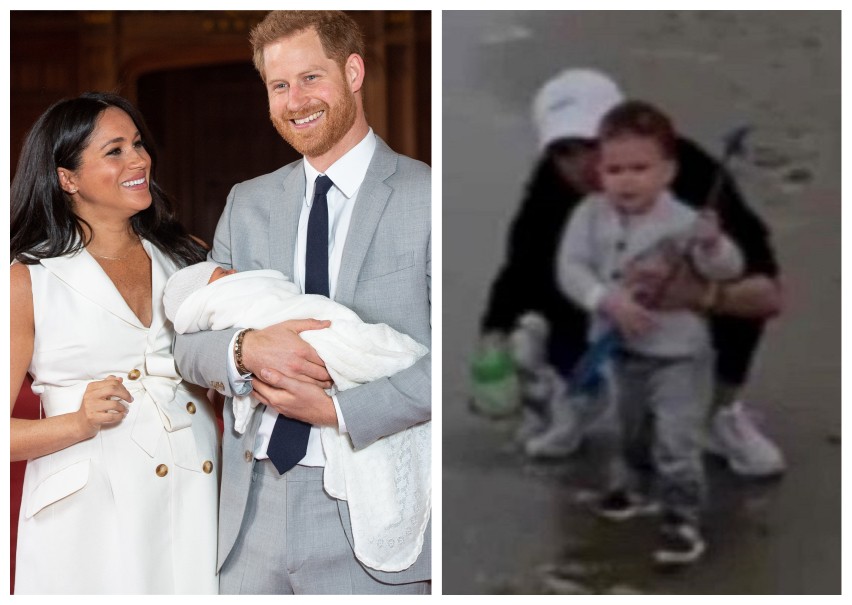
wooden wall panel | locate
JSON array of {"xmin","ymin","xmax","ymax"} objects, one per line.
[
  {"xmin": 10, "ymin": 10, "xmax": 431, "ymax": 172},
  {"xmin": 10, "ymin": 10, "xmax": 430, "ymax": 242}
]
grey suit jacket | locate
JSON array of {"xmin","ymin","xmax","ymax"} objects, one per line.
[{"xmin": 174, "ymin": 137, "xmax": 431, "ymax": 584}]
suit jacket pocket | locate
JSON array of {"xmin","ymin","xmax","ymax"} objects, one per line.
[
  {"xmin": 25, "ymin": 459, "xmax": 90, "ymax": 519},
  {"xmin": 357, "ymin": 251, "xmax": 415, "ymax": 282}
]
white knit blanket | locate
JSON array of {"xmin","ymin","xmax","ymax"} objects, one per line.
[{"xmin": 170, "ymin": 270, "xmax": 430, "ymax": 572}]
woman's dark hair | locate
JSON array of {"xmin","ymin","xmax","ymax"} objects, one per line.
[{"xmin": 11, "ymin": 92, "xmax": 207, "ymax": 267}]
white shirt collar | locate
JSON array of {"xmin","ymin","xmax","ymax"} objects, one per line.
[{"xmin": 303, "ymin": 129, "xmax": 377, "ymax": 203}]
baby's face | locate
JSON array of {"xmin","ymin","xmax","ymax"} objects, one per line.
[{"xmin": 208, "ymin": 267, "xmax": 237, "ymax": 284}]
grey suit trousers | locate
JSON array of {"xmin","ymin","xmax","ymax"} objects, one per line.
[{"xmin": 219, "ymin": 461, "xmax": 430, "ymax": 595}]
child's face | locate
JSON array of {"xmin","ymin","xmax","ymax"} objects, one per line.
[
  {"xmin": 598, "ymin": 134, "xmax": 675, "ymax": 214},
  {"xmin": 208, "ymin": 266, "xmax": 237, "ymax": 284}
]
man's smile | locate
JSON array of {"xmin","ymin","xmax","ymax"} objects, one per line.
[{"xmin": 292, "ymin": 110, "xmax": 324, "ymax": 126}]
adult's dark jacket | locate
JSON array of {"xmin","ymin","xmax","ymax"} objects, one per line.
[{"xmin": 481, "ymin": 137, "xmax": 779, "ymax": 379}]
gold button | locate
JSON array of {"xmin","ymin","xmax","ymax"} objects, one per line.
[
  {"xmin": 155, "ymin": 464, "xmax": 168, "ymax": 477},
  {"xmin": 186, "ymin": 402, "xmax": 197, "ymax": 414},
  {"xmin": 128, "ymin": 369, "xmax": 141, "ymax": 380},
  {"xmin": 244, "ymin": 450, "xmax": 253, "ymax": 462},
  {"xmin": 202, "ymin": 460, "xmax": 213, "ymax": 474}
]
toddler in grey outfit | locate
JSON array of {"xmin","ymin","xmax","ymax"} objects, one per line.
[{"xmin": 557, "ymin": 101, "xmax": 743, "ymax": 565}]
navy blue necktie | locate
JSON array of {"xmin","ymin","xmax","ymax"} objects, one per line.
[{"xmin": 267, "ymin": 174, "xmax": 334, "ymax": 475}]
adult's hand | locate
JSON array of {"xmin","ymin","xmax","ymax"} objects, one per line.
[
  {"xmin": 241, "ymin": 319, "xmax": 333, "ymax": 387},
  {"xmin": 76, "ymin": 376, "xmax": 133, "ymax": 439},
  {"xmin": 252, "ymin": 369, "xmax": 338, "ymax": 427},
  {"xmin": 626, "ymin": 259, "xmax": 783, "ymax": 319},
  {"xmin": 645, "ymin": 262, "xmax": 710, "ymax": 312}
]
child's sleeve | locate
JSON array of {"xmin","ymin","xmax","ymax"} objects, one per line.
[{"xmin": 556, "ymin": 198, "xmax": 608, "ymax": 312}]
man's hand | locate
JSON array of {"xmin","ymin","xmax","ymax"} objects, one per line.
[
  {"xmin": 252, "ymin": 369, "xmax": 338, "ymax": 426},
  {"xmin": 242, "ymin": 319, "xmax": 333, "ymax": 387}
]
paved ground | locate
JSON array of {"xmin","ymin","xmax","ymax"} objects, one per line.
[{"xmin": 442, "ymin": 11, "xmax": 840, "ymax": 595}]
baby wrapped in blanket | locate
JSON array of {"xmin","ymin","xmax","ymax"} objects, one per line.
[{"xmin": 164, "ymin": 262, "xmax": 430, "ymax": 572}]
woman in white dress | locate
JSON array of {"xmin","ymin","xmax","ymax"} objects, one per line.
[{"xmin": 10, "ymin": 93, "xmax": 220, "ymax": 594}]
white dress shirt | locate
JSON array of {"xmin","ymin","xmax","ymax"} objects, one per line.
[{"xmin": 228, "ymin": 129, "xmax": 377, "ymax": 466}]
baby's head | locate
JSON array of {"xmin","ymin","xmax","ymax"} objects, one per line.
[
  {"xmin": 208, "ymin": 265, "xmax": 237, "ymax": 284},
  {"xmin": 163, "ymin": 261, "xmax": 237, "ymax": 322},
  {"xmin": 596, "ymin": 100, "xmax": 677, "ymax": 215}
]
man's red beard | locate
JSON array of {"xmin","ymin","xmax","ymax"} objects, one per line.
[{"xmin": 270, "ymin": 88, "xmax": 358, "ymax": 158}]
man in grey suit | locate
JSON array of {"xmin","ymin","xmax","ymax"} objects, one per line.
[{"xmin": 175, "ymin": 10, "xmax": 431, "ymax": 594}]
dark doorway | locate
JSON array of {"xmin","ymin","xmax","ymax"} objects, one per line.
[{"xmin": 137, "ymin": 62, "xmax": 301, "ymax": 245}]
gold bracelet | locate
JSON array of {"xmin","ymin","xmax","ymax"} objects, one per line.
[{"xmin": 234, "ymin": 328, "xmax": 254, "ymax": 376}]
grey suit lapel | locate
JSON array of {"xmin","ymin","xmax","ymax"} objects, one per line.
[
  {"xmin": 335, "ymin": 138, "xmax": 398, "ymax": 307},
  {"xmin": 269, "ymin": 165, "xmax": 305, "ymax": 278},
  {"xmin": 248, "ymin": 165, "xmax": 305, "ymax": 444}
]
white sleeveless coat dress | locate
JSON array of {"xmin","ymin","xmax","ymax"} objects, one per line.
[{"xmin": 14, "ymin": 241, "xmax": 219, "ymax": 594}]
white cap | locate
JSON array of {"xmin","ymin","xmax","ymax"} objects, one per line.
[
  {"xmin": 532, "ymin": 68, "xmax": 625, "ymax": 151},
  {"xmin": 163, "ymin": 261, "xmax": 221, "ymax": 322}
]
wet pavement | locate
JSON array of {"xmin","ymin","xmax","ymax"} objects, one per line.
[
  {"xmin": 441, "ymin": 11, "xmax": 840, "ymax": 595},
  {"xmin": 443, "ymin": 409, "xmax": 839, "ymax": 594}
]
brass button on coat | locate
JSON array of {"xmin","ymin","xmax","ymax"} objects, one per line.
[
  {"xmin": 128, "ymin": 369, "xmax": 141, "ymax": 380},
  {"xmin": 186, "ymin": 402, "xmax": 197, "ymax": 414},
  {"xmin": 202, "ymin": 460, "xmax": 213, "ymax": 474},
  {"xmin": 244, "ymin": 450, "xmax": 253, "ymax": 462},
  {"xmin": 155, "ymin": 464, "xmax": 168, "ymax": 477}
]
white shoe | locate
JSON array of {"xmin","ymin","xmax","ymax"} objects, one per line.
[
  {"xmin": 524, "ymin": 389, "xmax": 585, "ymax": 459},
  {"xmin": 525, "ymin": 419, "xmax": 584, "ymax": 458},
  {"xmin": 514, "ymin": 406, "xmax": 549, "ymax": 444},
  {"xmin": 707, "ymin": 401, "xmax": 786, "ymax": 477}
]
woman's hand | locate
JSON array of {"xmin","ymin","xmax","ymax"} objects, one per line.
[{"xmin": 75, "ymin": 376, "xmax": 134, "ymax": 439}]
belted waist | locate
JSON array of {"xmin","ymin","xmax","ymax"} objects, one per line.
[{"xmin": 37, "ymin": 353, "xmax": 203, "ymax": 471}]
